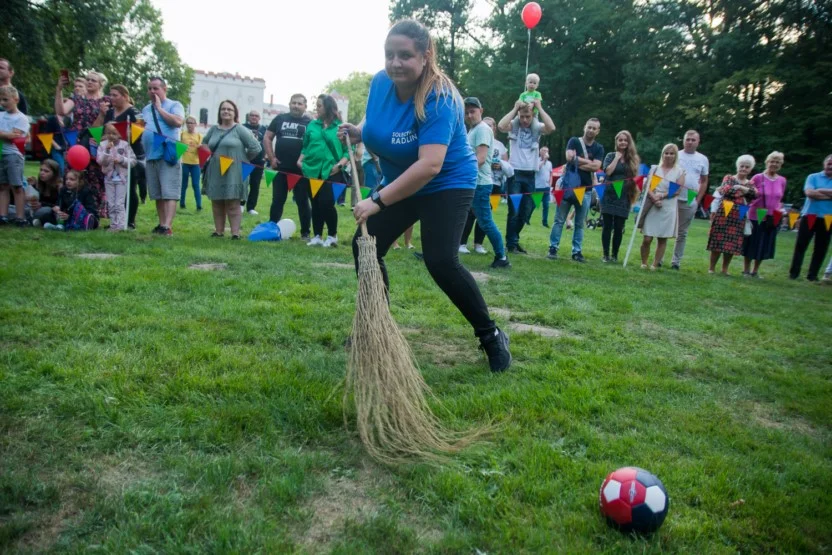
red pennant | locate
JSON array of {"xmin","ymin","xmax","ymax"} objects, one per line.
[
  {"xmin": 772, "ymin": 210, "xmax": 783, "ymax": 227},
  {"xmin": 633, "ymin": 175, "xmax": 645, "ymax": 191},
  {"xmin": 704, "ymin": 194, "xmax": 714, "ymax": 209},
  {"xmin": 807, "ymin": 214, "xmax": 817, "ymax": 230},
  {"xmin": 114, "ymin": 121, "xmax": 129, "ymax": 141},
  {"xmin": 12, "ymin": 137, "xmax": 26, "ymax": 155},
  {"xmin": 553, "ymin": 189, "xmax": 565, "ymax": 206},
  {"xmin": 197, "ymin": 145, "xmax": 211, "ymax": 168},
  {"xmin": 286, "ymin": 173, "xmax": 301, "ymax": 191}
]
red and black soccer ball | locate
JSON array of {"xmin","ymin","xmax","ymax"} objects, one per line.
[{"xmin": 599, "ymin": 467, "xmax": 669, "ymax": 534}]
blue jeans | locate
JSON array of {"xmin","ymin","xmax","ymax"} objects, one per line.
[
  {"xmin": 549, "ymin": 189, "xmax": 590, "ymax": 254},
  {"xmin": 180, "ymin": 163, "xmax": 201, "ymax": 209},
  {"xmin": 472, "ymin": 185, "xmax": 505, "ymax": 258},
  {"xmin": 505, "ymin": 170, "xmax": 535, "ymax": 248}
]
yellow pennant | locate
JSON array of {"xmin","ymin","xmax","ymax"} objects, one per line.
[
  {"xmin": 37, "ymin": 133, "xmax": 54, "ymax": 154},
  {"xmin": 825, "ymin": 214, "xmax": 832, "ymax": 232},
  {"xmin": 649, "ymin": 175, "xmax": 661, "ymax": 191},
  {"xmin": 309, "ymin": 178, "xmax": 324, "ymax": 198},
  {"xmin": 722, "ymin": 200, "xmax": 734, "ymax": 217},
  {"xmin": 490, "ymin": 194, "xmax": 500, "ymax": 212},
  {"xmin": 219, "ymin": 156, "xmax": 234, "ymax": 176},
  {"xmin": 788, "ymin": 212, "xmax": 798, "ymax": 229},
  {"xmin": 131, "ymin": 124, "xmax": 144, "ymax": 144},
  {"xmin": 574, "ymin": 187, "xmax": 586, "ymax": 205}
]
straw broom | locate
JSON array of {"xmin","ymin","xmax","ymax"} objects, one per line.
[{"xmin": 343, "ymin": 135, "xmax": 484, "ymax": 463}]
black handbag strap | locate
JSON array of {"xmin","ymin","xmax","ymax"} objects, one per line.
[
  {"xmin": 208, "ymin": 125, "xmax": 236, "ymax": 153},
  {"xmin": 150, "ymin": 105, "xmax": 164, "ymax": 136}
]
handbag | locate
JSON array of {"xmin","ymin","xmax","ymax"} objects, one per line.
[
  {"xmin": 202, "ymin": 125, "xmax": 237, "ymax": 187},
  {"xmin": 560, "ymin": 157, "xmax": 581, "ymax": 190},
  {"xmin": 150, "ymin": 105, "xmax": 179, "ymax": 166}
]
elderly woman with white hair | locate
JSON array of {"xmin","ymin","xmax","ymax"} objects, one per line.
[
  {"xmin": 707, "ymin": 154, "xmax": 758, "ymax": 275},
  {"xmin": 743, "ymin": 151, "xmax": 786, "ymax": 277}
]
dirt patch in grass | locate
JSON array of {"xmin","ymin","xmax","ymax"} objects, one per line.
[
  {"xmin": 490, "ymin": 307, "xmax": 512, "ymax": 319},
  {"xmin": 412, "ymin": 337, "xmax": 479, "ymax": 366},
  {"xmin": 508, "ymin": 322, "xmax": 566, "ymax": 338},
  {"xmin": 314, "ymin": 262, "xmax": 354, "ymax": 270},
  {"xmin": 189, "ymin": 263, "xmax": 228, "ymax": 271},
  {"xmin": 77, "ymin": 253, "xmax": 120, "ymax": 259},
  {"xmin": 15, "ymin": 500, "xmax": 82, "ymax": 553},
  {"xmin": 749, "ymin": 401, "xmax": 820, "ymax": 439},
  {"xmin": 470, "ymin": 271, "xmax": 504, "ymax": 284}
]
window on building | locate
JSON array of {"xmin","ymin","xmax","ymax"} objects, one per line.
[{"xmin": 199, "ymin": 108, "xmax": 208, "ymax": 125}]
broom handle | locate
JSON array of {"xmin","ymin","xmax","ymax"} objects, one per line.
[{"xmin": 344, "ymin": 134, "xmax": 369, "ymax": 237}]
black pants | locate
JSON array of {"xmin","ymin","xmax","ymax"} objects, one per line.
[
  {"xmin": 601, "ymin": 213, "xmax": 627, "ymax": 258},
  {"xmin": 244, "ymin": 166, "xmax": 264, "ymax": 211},
  {"xmin": 311, "ymin": 171, "xmax": 343, "ymax": 237},
  {"xmin": 789, "ymin": 216, "xmax": 831, "ymax": 280},
  {"xmin": 461, "ymin": 210, "xmax": 485, "ymax": 245},
  {"xmin": 128, "ymin": 162, "xmax": 145, "ymax": 227},
  {"xmin": 270, "ymin": 168, "xmax": 311, "ymax": 236},
  {"xmin": 505, "ymin": 170, "xmax": 535, "ymax": 248},
  {"xmin": 352, "ymin": 188, "xmax": 496, "ymax": 339}
]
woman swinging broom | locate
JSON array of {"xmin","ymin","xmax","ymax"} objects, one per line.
[{"xmin": 339, "ymin": 20, "xmax": 511, "ymax": 461}]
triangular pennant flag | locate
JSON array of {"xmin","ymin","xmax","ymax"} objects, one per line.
[
  {"xmin": 788, "ymin": 212, "xmax": 798, "ymax": 229},
  {"xmin": 309, "ymin": 178, "xmax": 324, "ymax": 198},
  {"xmin": 612, "ymin": 180, "xmax": 624, "ymax": 199},
  {"xmin": 825, "ymin": 214, "xmax": 832, "ymax": 232},
  {"xmin": 531, "ymin": 192, "xmax": 544, "ymax": 208},
  {"xmin": 331, "ymin": 182, "xmax": 347, "ymax": 203},
  {"xmin": 738, "ymin": 205, "xmax": 749, "ymax": 220},
  {"xmin": 219, "ymin": 155, "xmax": 234, "ymax": 176},
  {"xmin": 174, "ymin": 141, "xmax": 188, "ymax": 160},
  {"xmin": 130, "ymin": 124, "xmax": 144, "ymax": 144},
  {"xmin": 756, "ymin": 208, "xmax": 768, "ymax": 222},
  {"xmin": 704, "ymin": 194, "xmax": 714, "ymax": 209},
  {"xmin": 286, "ymin": 173, "xmax": 301, "ymax": 191},
  {"xmin": 667, "ymin": 182, "xmax": 680, "ymax": 198},
  {"xmin": 241, "ymin": 162, "xmax": 255, "ymax": 182},
  {"xmin": 361, "ymin": 186, "xmax": 373, "ymax": 200},
  {"xmin": 772, "ymin": 210, "xmax": 783, "ymax": 227},
  {"xmin": 639, "ymin": 163, "xmax": 650, "ymax": 176},
  {"xmin": 594, "ymin": 185, "xmax": 606, "ymax": 202},
  {"xmin": 634, "ymin": 175, "xmax": 645, "ymax": 192},
  {"xmin": 554, "ymin": 190, "xmax": 565, "ymax": 205},
  {"xmin": 13, "ymin": 137, "xmax": 25, "ymax": 155},
  {"xmin": 64, "ymin": 130, "xmax": 78, "ymax": 147},
  {"xmin": 264, "ymin": 169, "xmax": 277, "ymax": 187},
  {"xmin": 687, "ymin": 188, "xmax": 697, "ymax": 205},
  {"xmin": 490, "ymin": 194, "xmax": 500, "ymax": 212},
  {"xmin": 722, "ymin": 200, "xmax": 734, "ymax": 217},
  {"xmin": 595, "ymin": 171, "xmax": 606, "ymax": 183},
  {"xmin": 574, "ymin": 187, "xmax": 586, "ymax": 205},
  {"xmin": 114, "ymin": 121, "xmax": 129, "ymax": 141},
  {"xmin": 806, "ymin": 214, "xmax": 817, "ymax": 230},
  {"xmin": 152, "ymin": 133, "xmax": 166, "ymax": 151},
  {"xmin": 649, "ymin": 175, "xmax": 661, "ymax": 191},
  {"xmin": 197, "ymin": 145, "xmax": 211, "ymax": 168},
  {"xmin": 509, "ymin": 193, "xmax": 522, "ymax": 213},
  {"xmin": 37, "ymin": 133, "xmax": 54, "ymax": 154},
  {"xmin": 88, "ymin": 126, "xmax": 103, "ymax": 143}
]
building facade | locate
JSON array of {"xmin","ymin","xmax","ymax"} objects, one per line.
[{"xmin": 188, "ymin": 70, "xmax": 266, "ymax": 130}]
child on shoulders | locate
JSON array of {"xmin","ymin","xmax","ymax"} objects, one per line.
[{"xmin": 518, "ymin": 73, "xmax": 543, "ymax": 118}]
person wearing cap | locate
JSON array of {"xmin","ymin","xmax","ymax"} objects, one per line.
[
  {"xmin": 464, "ymin": 97, "xmax": 509, "ymax": 268},
  {"xmin": 497, "ymin": 97, "xmax": 556, "ymax": 253}
]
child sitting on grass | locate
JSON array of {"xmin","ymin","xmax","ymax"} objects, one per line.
[
  {"xmin": 0, "ymin": 85, "xmax": 30, "ymax": 227},
  {"xmin": 44, "ymin": 169, "xmax": 99, "ymax": 230},
  {"xmin": 30, "ymin": 159, "xmax": 62, "ymax": 226},
  {"xmin": 96, "ymin": 123, "xmax": 135, "ymax": 231}
]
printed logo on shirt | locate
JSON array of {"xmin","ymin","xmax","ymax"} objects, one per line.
[
  {"xmin": 392, "ymin": 130, "xmax": 417, "ymax": 145},
  {"xmin": 279, "ymin": 121, "xmax": 305, "ymax": 138}
]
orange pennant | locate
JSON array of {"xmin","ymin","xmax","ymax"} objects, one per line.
[
  {"xmin": 37, "ymin": 133, "xmax": 54, "ymax": 154},
  {"xmin": 722, "ymin": 200, "xmax": 734, "ymax": 217},
  {"xmin": 649, "ymin": 175, "xmax": 661, "ymax": 191},
  {"xmin": 788, "ymin": 212, "xmax": 798, "ymax": 229},
  {"xmin": 309, "ymin": 178, "xmax": 324, "ymax": 198},
  {"xmin": 825, "ymin": 215, "xmax": 832, "ymax": 232},
  {"xmin": 574, "ymin": 187, "xmax": 586, "ymax": 205},
  {"xmin": 219, "ymin": 156, "xmax": 233, "ymax": 176},
  {"xmin": 490, "ymin": 194, "xmax": 500, "ymax": 212},
  {"xmin": 130, "ymin": 124, "xmax": 144, "ymax": 144}
]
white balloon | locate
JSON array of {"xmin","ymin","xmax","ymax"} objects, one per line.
[{"xmin": 276, "ymin": 219, "xmax": 296, "ymax": 240}]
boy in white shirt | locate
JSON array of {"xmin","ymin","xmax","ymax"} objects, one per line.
[{"xmin": 0, "ymin": 85, "xmax": 30, "ymax": 226}]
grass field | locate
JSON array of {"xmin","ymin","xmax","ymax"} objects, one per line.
[{"xmin": 2, "ymin": 162, "xmax": 831, "ymax": 553}]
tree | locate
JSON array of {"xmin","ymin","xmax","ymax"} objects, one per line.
[{"xmin": 325, "ymin": 72, "xmax": 373, "ymax": 124}]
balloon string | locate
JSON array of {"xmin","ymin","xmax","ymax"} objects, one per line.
[{"xmin": 525, "ymin": 29, "xmax": 531, "ymax": 81}]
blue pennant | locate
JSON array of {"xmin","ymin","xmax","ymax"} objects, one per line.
[
  {"xmin": 152, "ymin": 133, "xmax": 166, "ymax": 151},
  {"xmin": 594, "ymin": 184, "xmax": 606, "ymax": 202},
  {"xmin": 639, "ymin": 163, "xmax": 651, "ymax": 176},
  {"xmin": 64, "ymin": 130, "xmax": 78, "ymax": 147},
  {"xmin": 667, "ymin": 181, "xmax": 680, "ymax": 198},
  {"xmin": 331, "ymin": 182, "xmax": 346, "ymax": 204},
  {"xmin": 509, "ymin": 194, "xmax": 522, "ymax": 213},
  {"xmin": 241, "ymin": 162, "xmax": 255, "ymax": 182},
  {"xmin": 738, "ymin": 204, "xmax": 749, "ymax": 220}
]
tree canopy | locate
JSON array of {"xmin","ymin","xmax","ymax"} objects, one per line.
[{"xmin": 325, "ymin": 72, "xmax": 374, "ymax": 124}]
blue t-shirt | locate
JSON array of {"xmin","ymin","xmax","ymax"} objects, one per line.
[
  {"xmin": 362, "ymin": 71, "xmax": 476, "ymax": 196},
  {"xmin": 141, "ymin": 98, "xmax": 185, "ymax": 161},
  {"xmin": 802, "ymin": 171, "xmax": 832, "ymax": 216}
]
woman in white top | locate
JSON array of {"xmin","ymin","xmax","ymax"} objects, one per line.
[{"xmin": 639, "ymin": 143, "xmax": 686, "ymax": 269}]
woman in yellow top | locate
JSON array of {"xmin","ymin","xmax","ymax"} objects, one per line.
[
  {"xmin": 180, "ymin": 116, "xmax": 203, "ymax": 210},
  {"xmin": 298, "ymin": 94, "xmax": 349, "ymax": 247}
]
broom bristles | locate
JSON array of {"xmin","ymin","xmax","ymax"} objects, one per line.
[{"xmin": 345, "ymin": 235, "xmax": 486, "ymax": 463}]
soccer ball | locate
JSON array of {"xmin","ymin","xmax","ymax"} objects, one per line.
[{"xmin": 599, "ymin": 467, "xmax": 669, "ymax": 534}]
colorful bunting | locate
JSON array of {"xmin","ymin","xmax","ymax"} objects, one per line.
[
  {"xmin": 309, "ymin": 178, "xmax": 324, "ymax": 198},
  {"xmin": 361, "ymin": 187, "xmax": 373, "ymax": 200},
  {"xmin": 687, "ymin": 189, "xmax": 697, "ymax": 205},
  {"xmin": 114, "ymin": 121, "xmax": 129, "ymax": 141},
  {"xmin": 756, "ymin": 208, "xmax": 768, "ymax": 222},
  {"xmin": 574, "ymin": 187, "xmax": 586, "ymax": 205},
  {"xmin": 130, "ymin": 124, "xmax": 144, "ymax": 144},
  {"xmin": 825, "ymin": 215, "xmax": 832, "ymax": 231},
  {"xmin": 241, "ymin": 162, "xmax": 255, "ymax": 182},
  {"xmin": 331, "ymin": 183, "xmax": 346, "ymax": 203},
  {"xmin": 37, "ymin": 133, "xmax": 54, "ymax": 154},
  {"xmin": 264, "ymin": 169, "xmax": 277, "ymax": 187},
  {"xmin": 197, "ymin": 145, "xmax": 211, "ymax": 168},
  {"xmin": 649, "ymin": 175, "xmax": 661, "ymax": 191},
  {"xmin": 88, "ymin": 126, "xmax": 103, "ymax": 143},
  {"xmin": 12, "ymin": 137, "xmax": 25, "ymax": 155},
  {"xmin": 722, "ymin": 200, "xmax": 734, "ymax": 217},
  {"xmin": 806, "ymin": 214, "xmax": 817, "ymax": 230},
  {"xmin": 667, "ymin": 182, "xmax": 680, "ymax": 198},
  {"xmin": 704, "ymin": 194, "xmax": 714, "ymax": 209},
  {"xmin": 738, "ymin": 205, "xmax": 749, "ymax": 220},
  {"xmin": 612, "ymin": 180, "xmax": 624, "ymax": 199},
  {"xmin": 594, "ymin": 185, "xmax": 606, "ymax": 202},
  {"xmin": 173, "ymin": 141, "xmax": 187, "ymax": 160},
  {"xmin": 152, "ymin": 133, "xmax": 165, "ymax": 151},
  {"xmin": 286, "ymin": 173, "xmax": 301, "ymax": 191},
  {"xmin": 219, "ymin": 156, "xmax": 234, "ymax": 176},
  {"xmin": 788, "ymin": 212, "xmax": 798, "ymax": 229},
  {"xmin": 554, "ymin": 190, "xmax": 565, "ymax": 206},
  {"xmin": 64, "ymin": 130, "xmax": 78, "ymax": 147},
  {"xmin": 509, "ymin": 194, "xmax": 522, "ymax": 213},
  {"xmin": 531, "ymin": 192, "xmax": 544, "ymax": 208},
  {"xmin": 490, "ymin": 194, "xmax": 500, "ymax": 212},
  {"xmin": 772, "ymin": 210, "xmax": 783, "ymax": 227},
  {"xmin": 639, "ymin": 163, "xmax": 651, "ymax": 176},
  {"xmin": 634, "ymin": 175, "xmax": 645, "ymax": 192}
]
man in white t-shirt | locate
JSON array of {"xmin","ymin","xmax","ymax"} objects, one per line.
[{"xmin": 672, "ymin": 130, "xmax": 710, "ymax": 270}]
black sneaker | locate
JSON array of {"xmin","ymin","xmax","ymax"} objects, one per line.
[
  {"xmin": 671, "ymin": 263, "xmax": 680, "ymax": 270},
  {"xmin": 611, "ymin": 256, "xmax": 618, "ymax": 263},
  {"xmin": 479, "ymin": 328, "xmax": 512, "ymax": 372},
  {"xmin": 413, "ymin": 251, "xmax": 424, "ymax": 261},
  {"xmin": 508, "ymin": 244, "xmax": 527, "ymax": 254},
  {"xmin": 602, "ymin": 256, "xmax": 612, "ymax": 263},
  {"xmin": 0, "ymin": 216, "xmax": 9, "ymax": 225},
  {"xmin": 152, "ymin": 225, "xmax": 163, "ymax": 234},
  {"xmin": 14, "ymin": 219, "xmax": 28, "ymax": 228},
  {"xmin": 300, "ymin": 234, "xmax": 310, "ymax": 240},
  {"xmin": 542, "ymin": 221, "xmax": 549, "ymax": 228},
  {"xmin": 547, "ymin": 246, "xmax": 558, "ymax": 260},
  {"xmin": 128, "ymin": 223, "xmax": 136, "ymax": 230},
  {"xmin": 572, "ymin": 252, "xmax": 586, "ymax": 263},
  {"xmin": 490, "ymin": 256, "xmax": 511, "ymax": 269}
]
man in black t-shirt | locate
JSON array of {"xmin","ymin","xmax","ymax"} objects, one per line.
[
  {"xmin": 243, "ymin": 110, "xmax": 267, "ymax": 215},
  {"xmin": 264, "ymin": 94, "xmax": 312, "ymax": 236},
  {"xmin": 548, "ymin": 118, "xmax": 604, "ymax": 263}
]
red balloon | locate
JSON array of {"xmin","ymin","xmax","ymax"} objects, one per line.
[
  {"xmin": 67, "ymin": 145, "xmax": 91, "ymax": 171},
  {"xmin": 521, "ymin": 2, "xmax": 542, "ymax": 29}
]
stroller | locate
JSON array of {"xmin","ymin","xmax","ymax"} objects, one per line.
[{"xmin": 585, "ymin": 187, "xmax": 603, "ymax": 230}]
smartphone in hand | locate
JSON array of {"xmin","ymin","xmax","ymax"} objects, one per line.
[{"xmin": 60, "ymin": 69, "xmax": 69, "ymax": 81}]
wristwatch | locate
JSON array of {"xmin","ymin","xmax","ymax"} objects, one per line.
[{"xmin": 370, "ymin": 191, "xmax": 386, "ymax": 211}]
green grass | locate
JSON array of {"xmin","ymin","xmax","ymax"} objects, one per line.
[{"xmin": 2, "ymin": 162, "xmax": 831, "ymax": 553}]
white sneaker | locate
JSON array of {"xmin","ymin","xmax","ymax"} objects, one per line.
[
  {"xmin": 247, "ymin": 209, "xmax": 258, "ymax": 215},
  {"xmin": 43, "ymin": 222, "xmax": 56, "ymax": 230},
  {"xmin": 55, "ymin": 224, "xmax": 64, "ymax": 230},
  {"xmin": 458, "ymin": 244, "xmax": 471, "ymax": 254},
  {"xmin": 322, "ymin": 236, "xmax": 338, "ymax": 248},
  {"xmin": 307, "ymin": 235, "xmax": 323, "ymax": 246},
  {"xmin": 32, "ymin": 219, "xmax": 42, "ymax": 227},
  {"xmin": 474, "ymin": 244, "xmax": 488, "ymax": 254}
]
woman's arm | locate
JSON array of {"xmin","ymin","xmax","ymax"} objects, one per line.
[
  {"xmin": 367, "ymin": 144, "xmax": 446, "ymax": 208},
  {"xmin": 54, "ymin": 78, "xmax": 74, "ymax": 117},
  {"xmin": 240, "ymin": 126, "xmax": 262, "ymax": 161},
  {"xmin": 603, "ymin": 152, "xmax": 619, "ymax": 176}
]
